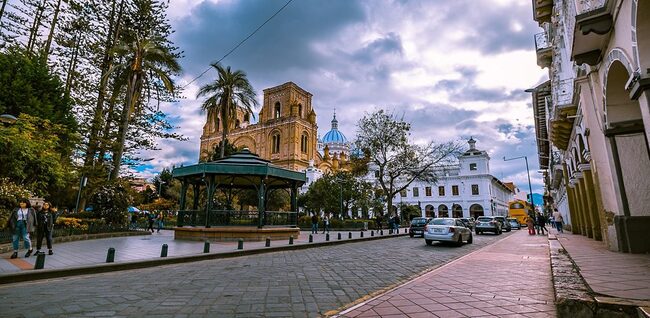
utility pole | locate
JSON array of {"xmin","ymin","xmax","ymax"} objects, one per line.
[{"xmin": 504, "ymin": 156, "xmax": 535, "ymax": 216}]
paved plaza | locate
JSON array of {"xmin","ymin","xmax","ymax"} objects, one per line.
[{"xmin": 0, "ymin": 230, "xmax": 511, "ymax": 317}]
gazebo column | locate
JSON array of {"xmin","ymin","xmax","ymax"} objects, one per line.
[
  {"xmin": 191, "ymin": 183, "xmax": 200, "ymax": 226},
  {"xmin": 205, "ymin": 175, "xmax": 216, "ymax": 228},
  {"xmin": 257, "ymin": 180, "xmax": 266, "ymax": 228},
  {"xmin": 291, "ymin": 183, "xmax": 298, "ymax": 226},
  {"xmin": 178, "ymin": 180, "xmax": 188, "ymax": 226}
]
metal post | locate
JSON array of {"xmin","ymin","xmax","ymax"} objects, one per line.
[
  {"xmin": 161, "ymin": 244, "xmax": 168, "ymax": 257},
  {"xmin": 203, "ymin": 241, "xmax": 210, "ymax": 253},
  {"xmin": 289, "ymin": 236, "xmax": 294, "ymax": 245},
  {"xmin": 309, "ymin": 234, "xmax": 313, "ymax": 243},
  {"xmin": 326, "ymin": 233, "xmax": 330, "ymax": 241},
  {"xmin": 504, "ymin": 156, "xmax": 535, "ymax": 215},
  {"xmin": 34, "ymin": 252, "xmax": 45, "ymax": 269},
  {"xmin": 238, "ymin": 238, "xmax": 244, "ymax": 250},
  {"xmin": 74, "ymin": 176, "xmax": 87, "ymax": 213},
  {"xmin": 265, "ymin": 237, "xmax": 271, "ymax": 247},
  {"xmin": 337, "ymin": 233, "xmax": 341, "ymax": 240},
  {"xmin": 360, "ymin": 231, "xmax": 364, "ymax": 238},
  {"xmin": 106, "ymin": 248, "xmax": 115, "ymax": 263}
]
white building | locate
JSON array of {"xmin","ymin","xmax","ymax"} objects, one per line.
[{"xmin": 369, "ymin": 138, "xmax": 515, "ymax": 219}]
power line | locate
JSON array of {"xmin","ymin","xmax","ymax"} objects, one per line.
[{"xmin": 182, "ymin": 0, "xmax": 294, "ymax": 89}]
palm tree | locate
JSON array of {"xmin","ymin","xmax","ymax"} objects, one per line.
[
  {"xmin": 106, "ymin": 36, "xmax": 181, "ymax": 180},
  {"xmin": 197, "ymin": 63, "xmax": 258, "ymax": 159}
]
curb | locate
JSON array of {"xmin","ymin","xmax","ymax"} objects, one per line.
[
  {"xmin": 549, "ymin": 234, "xmax": 650, "ymax": 317},
  {"xmin": 0, "ymin": 232, "xmax": 408, "ymax": 285}
]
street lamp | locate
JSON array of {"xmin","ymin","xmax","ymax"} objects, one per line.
[
  {"xmin": 503, "ymin": 155, "xmax": 534, "ymax": 216},
  {"xmin": 74, "ymin": 176, "xmax": 88, "ymax": 213},
  {"xmin": 0, "ymin": 114, "xmax": 17, "ymax": 124}
]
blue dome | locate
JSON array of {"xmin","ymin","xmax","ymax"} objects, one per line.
[
  {"xmin": 321, "ymin": 112, "xmax": 348, "ymax": 143},
  {"xmin": 322, "ymin": 129, "xmax": 348, "ymax": 143}
]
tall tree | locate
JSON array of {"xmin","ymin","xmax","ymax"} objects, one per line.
[
  {"xmin": 105, "ymin": 36, "xmax": 180, "ymax": 180},
  {"xmin": 355, "ymin": 110, "xmax": 461, "ymax": 217},
  {"xmin": 197, "ymin": 63, "xmax": 258, "ymax": 159}
]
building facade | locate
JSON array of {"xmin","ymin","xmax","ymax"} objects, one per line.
[
  {"xmin": 199, "ymin": 82, "xmax": 350, "ymax": 173},
  {"xmin": 367, "ymin": 138, "xmax": 514, "ymax": 219},
  {"xmin": 531, "ymin": 0, "xmax": 650, "ymax": 253}
]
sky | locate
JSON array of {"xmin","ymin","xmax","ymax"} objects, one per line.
[{"xmin": 135, "ymin": 0, "xmax": 548, "ymax": 194}]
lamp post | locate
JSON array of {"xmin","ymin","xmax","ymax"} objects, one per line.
[
  {"xmin": 74, "ymin": 176, "xmax": 88, "ymax": 213},
  {"xmin": 504, "ymin": 155, "xmax": 534, "ymax": 216}
]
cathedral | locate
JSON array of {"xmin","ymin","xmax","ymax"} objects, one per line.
[{"xmin": 199, "ymin": 82, "xmax": 351, "ymax": 174}]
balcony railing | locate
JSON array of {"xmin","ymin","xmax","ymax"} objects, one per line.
[
  {"xmin": 575, "ymin": 0, "xmax": 606, "ymax": 15},
  {"xmin": 535, "ymin": 32, "xmax": 550, "ymax": 51},
  {"xmin": 177, "ymin": 209, "xmax": 297, "ymax": 227}
]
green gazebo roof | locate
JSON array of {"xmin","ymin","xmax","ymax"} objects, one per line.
[{"xmin": 172, "ymin": 149, "xmax": 306, "ymax": 188}]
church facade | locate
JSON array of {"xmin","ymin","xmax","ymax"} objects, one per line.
[{"xmin": 199, "ymin": 82, "xmax": 351, "ymax": 173}]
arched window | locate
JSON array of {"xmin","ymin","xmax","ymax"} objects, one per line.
[
  {"xmin": 243, "ymin": 113, "xmax": 250, "ymax": 122},
  {"xmin": 300, "ymin": 133, "xmax": 308, "ymax": 153},
  {"xmin": 438, "ymin": 205, "xmax": 448, "ymax": 217},
  {"xmin": 425, "ymin": 205, "xmax": 434, "ymax": 217},
  {"xmin": 272, "ymin": 133, "xmax": 281, "ymax": 154},
  {"xmin": 235, "ymin": 119, "xmax": 240, "ymax": 128},
  {"xmin": 298, "ymin": 104, "xmax": 303, "ymax": 118},
  {"xmin": 274, "ymin": 102, "xmax": 281, "ymax": 119}
]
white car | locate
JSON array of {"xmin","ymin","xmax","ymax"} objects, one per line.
[{"xmin": 424, "ymin": 218, "xmax": 473, "ymax": 246}]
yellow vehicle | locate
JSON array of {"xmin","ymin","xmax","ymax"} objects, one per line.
[{"xmin": 508, "ymin": 200, "xmax": 531, "ymax": 225}]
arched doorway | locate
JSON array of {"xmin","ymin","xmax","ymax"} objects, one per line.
[
  {"xmin": 470, "ymin": 204, "xmax": 484, "ymax": 218},
  {"xmin": 452, "ymin": 204, "xmax": 463, "ymax": 218},
  {"xmin": 438, "ymin": 204, "xmax": 448, "ymax": 217},
  {"xmin": 604, "ymin": 60, "xmax": 650, "ymax": 251},
  {"xmin": 425, "ymin": 205, "xmax": 435, "ymax": 217}
]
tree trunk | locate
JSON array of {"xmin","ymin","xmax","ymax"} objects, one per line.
[
  {"xmin": 110, "ymin": 73, "xmax": 139, "ymax": 180},
  {"xmin": 83, "ymin": 0, "xmax": 122, "ymax": 170},
  {"xmin": 26, "ymin": 0, "xmax": 45, "ymax": 53},
  {"xmin": 41, "ymin": 0, "xmax": 61, "ymax": 62},
  {"xmin": 219, "ymin": 99, "xmax": 231, "ymax": 159},
  {"xmin": 0, "ymin": 0, "xmax": 8, "ymax": 27}
]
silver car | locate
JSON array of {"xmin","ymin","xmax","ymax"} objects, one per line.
[{"xmin": 424, "ymin": 218, "xmax": 473, "ymax": 246}]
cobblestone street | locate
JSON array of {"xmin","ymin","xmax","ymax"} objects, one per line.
[{"xmin": 0, "ymin": 232, "xmax": 511, "ymax": 317}]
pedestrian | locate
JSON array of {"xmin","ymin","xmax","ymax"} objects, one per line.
[
  {"xmin": 552, "ymin": 208, "xmax": 564, "ymax": 233},
  {"xmin": 322, "ymin": 213, "xmax": 330, "ymax": 233},
  {"xmin": 375, "ymin": 215, "xmax": 382, "ymax": 230},
  {"xmin": 8, "ymin": 198, "xmax": 37, "ymax": 258},
  {"xmin": 130, "ymin": 213, "xmax": 138, "ymax": 230},
  {"xmin": 146, "ymin": 212, "xmax": 155, "ymax": 233},
  {"xmin": 388, "ymin": 215, "xmax": 395, "ymax": 231},
  {"xmin": 34, "ymin": 202, "xmax": 59, "ymax": 255},
  {"xmin": 394, "ymin": 214, "xmax": 400, "ymax": 231},
  {"xmin": 311, "ymin": 213, "xmax": 319, "ymax": 234},
  {"xmin": 156, "ymin": 211, "xmax": 164, "ymax": 233},
  {"xmin": 526, "ymin": 215, "xmax": 535, "ymax": 235},
  {"xmin": 536, "ymin": 212, "xmax": 548, "ymax": 235}
]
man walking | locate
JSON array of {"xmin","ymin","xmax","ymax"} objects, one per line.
[
  {"xmin": 535, "ymin": 212, "xmax": 548, "ymax": 235},
  {"xmin": 552, "ymin": 208, "xmax": 564, "ymax": 233},
  {"xmin": 322, "ymin": 213, "xmax": 330, "ymax": 234},
  {"xmin": 311, "ymin": 213, "xmax": 319, "ymax": 234}
]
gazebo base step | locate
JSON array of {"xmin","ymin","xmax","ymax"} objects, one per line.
[{"xmin": 173, "ymin": 226, "xmax": 300, "ymax": 242}]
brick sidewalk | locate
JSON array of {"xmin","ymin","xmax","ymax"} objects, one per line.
[
  {"xmin": 555, "ymin": 232, "xmax": 650, "ymax": 301},
  {"xmin": 336, "ymin": 230, "xmax": 555, "ymax": 317}
]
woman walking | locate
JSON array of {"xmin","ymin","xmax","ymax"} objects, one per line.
[
  {"xmin": 8, "ymin": 198, "xmax": 37, "ymax": 258},
  {"xmin": 35, "ymin": 202, "xmax": 57, "ymax": 255},
  {"xmin": 526, "ymin": 215, "xmax": 535, "ymax": 235}
]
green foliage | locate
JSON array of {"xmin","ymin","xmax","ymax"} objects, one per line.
[
  {"xmin": 398, "ymin": 203, "xmax": 422, "ymax": 221},
  {"xmin": 0, "ymin": 178, "xmax": 33, "ymax": 228},
  {"xmin": 88, "ymin": 180, "xmax": 132, "ymax": 225},
  {"xmin": 0, "ymin": 114, "xmax": 75, "ymax": 197},
  {"xmin": 201, "ymin": 139, "xmax": 240, "ymax": 162},
  {"xmin": 302, "ymin": 171, "xmax": 374, "ymax": 218}
]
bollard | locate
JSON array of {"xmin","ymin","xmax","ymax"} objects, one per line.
[
  {"xmin": 404, "ymin": 228, "xmax": 407, "ymax": 234},
  {"xmin": 238, "ymin": 238, "xmax": 244, "ymax": 250},
  {"xmin": 265, "ymin": 237, "xmax": 271, "ymax": 247},
  {"xmin": 161, "ymin": 244, "xmax": 168, "ymax": 257},
  {"xmin": 380, "ymin": 230, "xmax": 384, "ymax": 235},
  {"xmin": 106, "ymin": 247, "xmax": 115, "ymax": 263},
  {"xmin": 34, "ymin": 252, "xmax": 45, "ymax": 270},
  {"xmin": 203, "ymin": 241, "xmax": 210, "ymax": 253},
  {"xmin": 349, "ymin": 232, "xmax": 352, "ymax": 239},
  {"xmin": 289, "ymin": 236, "xmax": 294, "ymax": 245},
  {"xmin": 309, "ymin": 234, "xmax": 313, "ymax": 243},
  {"xmin": 371, "ymin": 230, "xmax": 374, "ymax": 237},
  {"xmin": 337, "ymin": 233, "xmax": 341, "ymax": 240},
  {"xmin": 389, "ymin": 229, "xmax": 393, "ymax": 234},
  {"xmin": 360, "ymin": 231, "xmax": 364, "ymax": 238},
  {"xmin": 326, "ymin": 233, "xmax": 330, "ymax": 241}
]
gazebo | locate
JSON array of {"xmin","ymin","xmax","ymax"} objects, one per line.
[{"xmin": 172, "ymin": 149, "xmax": 306, "ymax": 241}]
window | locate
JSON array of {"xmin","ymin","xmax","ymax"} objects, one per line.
[
  {"xmin": 374, "ymin": 171, "xmax": 380, "ymax": 178},
  {"xmin": 300, "ymin": 134, "xmax": 308, "ymax": 153},
  {"xmin": 400, "ymin": 190, "xmax": 407, "ymax": 197},
  {"xmin": 413, "ymin": 187, "xmax": 419, "ymax": 197},
  {"xmin": 472, "ymin": 184, "xmax": 479, "ymax": 195},
  {"xmin": 452, "ymin": 185, "xmax": 459, "ymax": 196},
  {"xmin": 438, "ymin": 186, "xmax": 445, "ymax": 196},
  {"xmin": 274, "ymin": 102, "xmax": 281, "ymax": 119},
  {"xmin": 243, "ymin": 113, "xmax": 250, "ymax": 122},
  {"xmin": 272, "ymin": 133, "xmax": 281, "ymax": 153},
  {"xmin": 469, "ymin": 163, "xmax": 477, "ymax": 171},
  {"xmin": 425, "ymin": 187, "xmax": 432, "ymax": 196},
  {"xmin": 298, "ymin": 104, "xmax": 303, "ymax": 118}
]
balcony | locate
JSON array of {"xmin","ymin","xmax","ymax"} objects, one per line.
[
  {"xmin": 535, "ymin": 32, "xmax": 552, "ymax": 68},
  {"xmin": 532, "ymin": 0, "xmax": 553, "ymax": 25},
  {"xmin": 571, "ymin": 0, "xmax": 613, "ymax": 65}
]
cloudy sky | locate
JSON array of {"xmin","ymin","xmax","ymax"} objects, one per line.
[{"xmin": 137, "ymin": 0, "xmax": 548, "ymax": 194}]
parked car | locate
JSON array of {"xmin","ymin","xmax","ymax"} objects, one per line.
[
  {"xmin": 493, "ymin": 216, "xmax": 512, "ymax": 232},
  {"xmin": 424, "ymin": 218, "xmax": 473, "ymax": 246},
  {"xmin": 459, "ymin": 218, "xmax": 474, "ymax": 230},
  {"xmin": 507, "ymin": 217, "xmax": 521, "ymax": 230},
  {"xmin": 409, "ymin": 217, "xmax": 432, "ymax": 237},
  {"xmin": 475, "ymin": 216, "xmax": 502, "ymax": 235}
]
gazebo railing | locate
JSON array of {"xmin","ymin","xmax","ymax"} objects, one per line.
[{"xmin": 177, "ymin": 209, "xmax": 297, "ymax": 227}]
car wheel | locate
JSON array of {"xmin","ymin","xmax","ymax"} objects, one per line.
[
  {"xmin": 475, "ymin": 230, "xmax": 480, "ymax": 235},
  {"xmin": 506, "ymin": 228, "xmax": 511, "ymax": 232},
  {"xmin": 467, "ymin": 233, "xmax": 473, "ymax": 244},
  {"xmin": 425, "ymin": 239, "xmax": 433, "ymax": 246}
]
